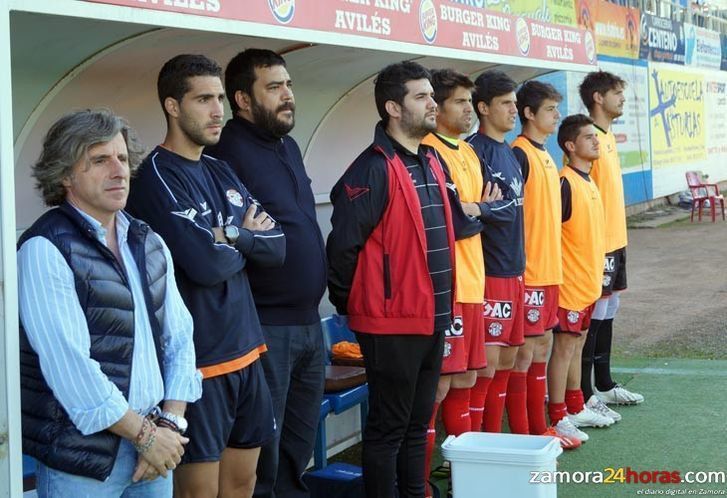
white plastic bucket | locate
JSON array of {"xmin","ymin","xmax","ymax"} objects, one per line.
[{"xmin": 440, "ymin": 432, "xmax": 563, "ymax": 498}]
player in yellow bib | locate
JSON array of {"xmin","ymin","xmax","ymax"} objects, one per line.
[
  {"xmin": 509, "ymin": 81, "xmax": 573, "ymax": 446},
  {"xmin": 547, "ymin": 114, "xmax": 615, "ymax": 444},
  {"xmin": 578, "ymin": 71, "xmax": 643, "ymax": 406},
  {"xmin": 420, "ymin": 69, "xmax": 501, "ymax": 498}
]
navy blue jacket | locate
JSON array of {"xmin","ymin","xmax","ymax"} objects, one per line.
[
  {"xmin": 466, "ymin": 132, "xmax": 525, "ymax": 277},
  {"xmin": 127, "ymin": 146, "xmax": 285, "ymax": 368},
  {"xmin": 19, "ymin": 203, "xmax": 167, "ymax": 480},
  {"xmin": 206, "ymin": 116, "xmax": 327, "ymax": 325}
]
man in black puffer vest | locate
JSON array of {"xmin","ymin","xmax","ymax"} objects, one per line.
[{"xmin": 18, "ymin": 110, "xmax": 201, "ymax": 497}]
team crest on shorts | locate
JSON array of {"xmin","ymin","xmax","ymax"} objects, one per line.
[
  {"xmin": 488, "ymin": 322, "xmax": 503, "ymax": 337},
  {"xmin": 602, "ymin": 274, "xmax": 612, "ymax": 287},
  {"xmin": 527, "ymin": 308, "xmax": 540, "ymax": 323},
  {"xmin": 567, "ymin": 311, "xmax": 580, "ymax": 324},
  {"xmin": 443, "ymin": 342, "xmax": 452, "ymax": 358},
  {"xmin": 226, "ymin": 189, "xmax": 244, "ymax": 207}
]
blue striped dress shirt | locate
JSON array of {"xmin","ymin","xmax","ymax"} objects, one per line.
[{"xmin": 17, "ymin": 208, "xmax": 202, "ymax": 436}]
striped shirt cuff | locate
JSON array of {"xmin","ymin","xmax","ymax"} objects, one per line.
[
  {"xmin": 164, "ymin": 367, "xmax": 203, "ymax": 403},
  {"xmin": 68, "ymin": 386, "xmax": 129, "ymax": 436}
]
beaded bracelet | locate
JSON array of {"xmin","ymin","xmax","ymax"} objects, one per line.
[{"xmin": 133, "ymin": 417, "xmax": 158, "ymax": 454}]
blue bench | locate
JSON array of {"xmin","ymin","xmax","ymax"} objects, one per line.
[{"xmin": 312, "ymin": 315, "xmax": 369, "ymax": 470}]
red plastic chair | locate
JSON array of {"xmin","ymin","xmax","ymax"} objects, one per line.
[{"xmin": 685, "ymin": 171, "xmax": 725, "ymax": 222}]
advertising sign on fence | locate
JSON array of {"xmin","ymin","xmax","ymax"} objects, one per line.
[
  {"xmin": 578, "ymin": 0, "xmax": 639, "ymax": 59},
  {"xmin": 648, "ymin": 63, "xmax": 705, "ymax": 166},
  {"xmin": 684, "ymin": 24, "xmax": 721, "ymax": 69},
  {"xmin": 639, "ymin": 13, "xmax": 685, "ymax": 64}
]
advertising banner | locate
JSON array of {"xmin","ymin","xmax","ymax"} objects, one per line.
[
  {"xmin": 577, "ymin": 0, "xmax": 639, "ymax": 59},
  {"xmin": 704, "ymin": 72, "xmax": 727, "ymax": 158},
  {"xmin": 639, "ymin": 13, "xmax": 685, "ymax": 64},
  {"xmin": 85, "ymin": 0, "xmax": 597, "ymax": 66},
  {"xmin": 486, "ymin": 0, "xmax": 578, "ymax": 27},
  {"xmin": 648, "ymin": 63, "xmax": 705, "ymax": 167},
  {"xmin": 684, "ymin": 24, "xmax": 721, "ymax": 69}
]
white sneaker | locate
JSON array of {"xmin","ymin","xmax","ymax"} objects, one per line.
[
  {"xmin": 555, "ymin": 417, "xmax": 589, "ymax": 442},
  {"xmin": 569, "ymin": 407, "xmax": 614, "ymax": 427},
  {"xmin": 596, "ymin": 384, "xmax": 644, "ymax": 405},
  {"xmin": 586, "ymin": 395, "xmax": 622, "ymax": 422}
]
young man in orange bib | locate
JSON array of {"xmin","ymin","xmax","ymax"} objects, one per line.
[
  {"xmin": 420, "ymin": 70, "xmax": 502, "ymax": 493},
  {"xmin": 509, "ymin": 81, "xmax": 572, "ymax": 445},
  {"xmin": 579, "ymin": 71, "xmax": 644, "ymax": 407},
  {"xmin": 548, "ymin": 114, "xmax": 612, "ymax": 444}
]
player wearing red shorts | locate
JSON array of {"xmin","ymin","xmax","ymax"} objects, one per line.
[
  {"xmin": 548, "ymin": 114, "xmax": 611, "ymax": 443},
  {"xmin": 466, "ymin": 71, "xmax": 525, "ymax": 433},
  {"xmin": 421, "ymin": 69, "xmax": 501, "ymax": 496},
  {"xmin": 509, "ymin": 81, "xmax": 570, "ymax": 444}
]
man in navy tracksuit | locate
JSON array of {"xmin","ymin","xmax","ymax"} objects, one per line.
[
  {"xmin": 127, "ymin": 54, "xmax": 285, "ymax": 498},
  {"xmin": 465, "ymin": 70, "xmax": 524, "ymax": 434},
  {"xmin": 205, "ymin": 49, "xmax": 327, "ymax": 498}
]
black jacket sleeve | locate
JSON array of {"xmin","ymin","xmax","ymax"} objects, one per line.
[
  {"xmin": 434, "ymin": 151, "xmax": 485, "ymax": 241},
  {"xmin": 476, "ymin": 158, "xmax": 518, "ymax": 226},
  {"xmin": 512, "ymin": 146, "xmax": 530, "ymax": 184},
  {"xmin": 561, "ymin": 177, "xmax": 572, "ymax": 223},
  {"xmin": 326, "ymin": 152, "xmax": 388, "ymax": 315}
]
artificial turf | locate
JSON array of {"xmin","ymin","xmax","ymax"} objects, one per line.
[{"xmin": 333, "ymin": 357, "xmax": 727, "ymax": 497}]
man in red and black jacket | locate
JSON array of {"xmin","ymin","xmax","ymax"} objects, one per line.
[{"xmin": 327, "ymin": 61, "xmax": 456, "ymax": 498}]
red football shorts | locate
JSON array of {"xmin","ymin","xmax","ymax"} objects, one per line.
[
  {"xmin": 483, "ymin": 275, "xmax": 525, "ymax": 347},
  {"xmin": 523, "ymin": 285, "xmax": 560, "ymax": 337},
  {"xmin": 442, "ymin": 302, "xmax": 487, "ymax": 374},
  {"xmin": 556, "ymin": 303, "xmax": 595, "ymax": 334}
]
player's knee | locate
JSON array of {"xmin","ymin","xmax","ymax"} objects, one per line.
[
  {"xmin": 480, "ymin": 364, "xmax": 496, "ymax": 378},
  {"xmin": 220, "ymin": 469, "xmax": 257, "ymax": 498},
  {"xmin": 435, "ymin": 376, "xmax": 451, "ymax": 402},
  {"xmin": 452, "ymin": 370, "xmax": 477, "ymax": 389},
  {"xmin": 175, "ymin": 478, "xmax": 219, "ymax": 498}
]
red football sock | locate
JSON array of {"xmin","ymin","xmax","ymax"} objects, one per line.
[
  {"xmin": 505, "ymin": 371, "xmax": 529, "ymax": 434},
  {"xmin": 424, "ymin": 400, "xmax": 440, "ymax": 494},
  {"xmin": 565, "ymin": 389, "xmax": 585, "ymax": 415},
  {"xmin": 469, "ymin": 377, "xmax": 491, "ymax": 431},
  {"xmin": 441, "ymin": 387, "xmax": 471, "ymax": 436},
  {"xmin": 484, "ymin": 369, "xmax": 511, "ymax": 433},
  {"xmin": 548, "ymin": 402, "xmax": 568, "ymax": 425},
  {"xmin": 527, "ymin": 362, "xmax": 548, "ymax": 435}
]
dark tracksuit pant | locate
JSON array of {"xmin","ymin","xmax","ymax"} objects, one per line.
[{"xmin": 355, "ymin": 330, "xmax": 445, "ymax": 498}]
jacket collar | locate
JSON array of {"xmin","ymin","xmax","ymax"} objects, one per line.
[
  {"xmin": 230, "ymin": 114, "xmax": 283, "ymax": 147},
  {"xmin": 373, "ymin": 121, "xmax": 397, "ymax": 159},
  {"xmin": 58, "ymin": 201, "xmax": 147, "ymax": 242}
]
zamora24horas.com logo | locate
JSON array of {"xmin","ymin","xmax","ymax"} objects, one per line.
[{"xmin": 529, "ymin": 467, "xmax": 727, "ymax": 486}]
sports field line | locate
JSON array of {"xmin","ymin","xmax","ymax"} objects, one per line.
[{"xmin": 612, "ymin": 366, "xmax": 727, "ymax": 377}]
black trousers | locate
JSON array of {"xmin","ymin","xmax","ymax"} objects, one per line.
[
  {"xmin": 254, "ymin": 323, "xmax": 326, "ymax": 498},
  {"xmin": 355, "ymin": 330, "xmax": 445, "ymax": 498}
]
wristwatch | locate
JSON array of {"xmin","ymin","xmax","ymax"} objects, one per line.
[
  {"xmin": 159, "ymin": 411, "xmax": 188, "ymax": 435},
  {"xmin": 223, "ymin": 224, "xmax": 240, "ymax": 244}
]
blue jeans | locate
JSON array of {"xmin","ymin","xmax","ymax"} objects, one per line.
[
  {"xmin": 254, "ymin": 322, "xmax": 326, "ymax": 498},
  {"xmin": 35, "ymin": 439, "xmax": 173, "ymax": 498}
]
